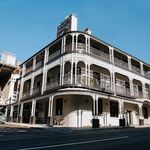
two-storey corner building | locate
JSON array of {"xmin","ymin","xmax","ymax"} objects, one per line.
[{"xmin": 6, "ymin": 14, "xmax": 150, "ymax": 127}]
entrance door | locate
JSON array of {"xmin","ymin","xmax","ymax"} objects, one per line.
[{"xmin": 126, "ymin": 110, "xmax": 132, "ymax": 126}]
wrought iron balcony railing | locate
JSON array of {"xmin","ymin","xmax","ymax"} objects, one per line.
[
  {"xmin": 90, "ymin": 47, "xmax": 110, "ymax": 62},
  {"xmin": 114, "ymin": 57, "xmax": 128, "ymax": 69},
  {"xmin": 116, "ymin": 85, "xmax": 130, "ymax": 96},
  {"xmin": 25, "ymin": 67, "xmax": 33, "ymax": 74}
]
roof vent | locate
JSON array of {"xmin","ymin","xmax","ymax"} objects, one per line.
[{"xmin": 84, "ymin": 28, "xmax": 92, "ymax": 35}]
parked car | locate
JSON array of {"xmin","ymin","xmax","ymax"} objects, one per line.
[{"xmin": 0, "ymin": 112, "xmax": 5, "ymax": 124}]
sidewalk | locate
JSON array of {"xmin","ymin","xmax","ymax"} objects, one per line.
[
  {"xmin": 0, "ymin": 122, "xmax": 45, "ymax": 129},
  {"xmin": 0, "ymin": 122, "xmax": 135, "ymax": 131}
]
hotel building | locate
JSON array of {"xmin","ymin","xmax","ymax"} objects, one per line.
[{"xmin": 6, "ymin": 14, "xmax": 150, "ymax": 127}]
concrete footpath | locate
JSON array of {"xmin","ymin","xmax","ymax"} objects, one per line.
[{"xmin": 0, "ymin": 122, "xmax": 141, "ymax": 132}]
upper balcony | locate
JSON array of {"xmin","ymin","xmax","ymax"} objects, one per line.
[
  {"xmin": 24, "ymin": 59, "xmax": 33, "ymax": 75},
  {"xmin": 114, "ymin": 50, "xmax": 128, "ymax": 69},
  {"xmin": 115, "ymin": 73, "xmax": 131, "ymax": 97},
  {"xmin": 131, "ymin": 59, "xmax": 141, "ymax": 74},
  {"xmin": 133, "ymin": 79, "xmax": 143, "ymax": 98},
  {"xmin": 48, "ymin": 39, "xmax": 61, "ymax": 63},
  {"xmin": 21, "ymin": 59, "xmax": 150, "ymax": 100},
  {"xmin": 35, "ymin": 51, "xmax": 45, "ymax": 69},
  {"xmin": 22, "ymin": 79, "xmax": 31, "ymax": 99},
  {"xmin": 143, "ymin": 64, "xmax": 150, "ymax": 79}
]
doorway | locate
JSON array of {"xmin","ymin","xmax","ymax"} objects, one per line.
[{"xmin": 126, "ymin": 110, "xmax": 132, "ymax": 126}]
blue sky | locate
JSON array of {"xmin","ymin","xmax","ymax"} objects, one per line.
[{"xmin": 0, "ymin": 0, "xmax": 150, "ymax": 64}]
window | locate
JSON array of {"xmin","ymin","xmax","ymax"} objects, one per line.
[
  {"xmin": 143, "ymin": 106, "xmax": 148, "ymax": 119},
  {"xmin": 110, "ymin": 101, "xmax": 118, "ymax": 117},
  {"xmin": 56, "ymin": 98, "xmax": 63, "ymax": 116},
  {"xmin": 98, "ymin": 99, "xmax": 103, "ymax": 115}
]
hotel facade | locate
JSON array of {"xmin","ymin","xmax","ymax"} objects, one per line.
[{"xmin": 6, "ymin": 14, "xmax": 150, "ymax": 127}]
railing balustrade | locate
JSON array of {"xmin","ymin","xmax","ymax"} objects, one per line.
[
  {"xmin": 144, "ymin": 72, "xmax": 150, "ymax": 79},
  {"xmin": 22, "ymin": 91, "xmax": 30, "ymax": 98},
  {"xmin": 65, "ymin": 44, "xmax": 73, "ymax": 53},
  {"xmin": 133, "ymin": 89, "xmax": 143, "ymax": 98},
  {"xmin": 114, "ymin": 57, "xmax": 128, "ymax": 69},
  {"xmin": 90, "ymin": 47, "xmax": 110, "ymax": 62},
  {"xmin": 145, "ymin": 92, "xmax": 150, "ymax": 99},
  {"xmin": 46, "ymin": 79, "xmax": 59, "ymax": 90},
  {"xmin": 25, "ymin": 67, "xmax": 33, "ymax": 74},
  {"xmin": 63, "ymin": 75, "xmax": 71, "ymax": 85},
  {"xmin": 90, "ymin": 77, "xmax": 111, "ymax": 92},
  {"xmin": 132, "ymin": 65, "xmax": 141, "ymax": 74},
  {"xmin": 32, "ymin": 87, "xmax": 41, "ymax": 95},
  {"xmin": 35, "ymin": 61, "xmax": 43, "ymax": 69},
  {"xmin": 77, "ymin": 43, "xmax": 86, "ymax": 53},
  {"xmin": 116, "ymin": 85, "xmax": 130, "ymax": 96},
  {"xmin": 48, "ymin": 50, "xmax": 60, "ymax": 62},
  {"xmin": 76, "ymin": 75, "xmax": 86, "ymax": 86}
]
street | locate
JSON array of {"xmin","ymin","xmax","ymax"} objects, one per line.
[{"xmin": 0, "ymin": 127, "xmax": 150, "ymax": 150}]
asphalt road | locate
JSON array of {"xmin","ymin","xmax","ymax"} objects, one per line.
[{"xmin": 0, "ymin": 127, "xmax": 150, "ymax": 150}]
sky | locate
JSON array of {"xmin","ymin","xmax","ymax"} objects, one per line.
[{"xmin": 0, "ymin": 0, "xmax": 150, "ymax": 64}]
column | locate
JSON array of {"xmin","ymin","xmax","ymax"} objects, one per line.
[
  {"xmin": 88, "ymin": 37, "xmax": 90, "ymax": 54},
  {"xmin": 76, "ymin": 34, "xmax": 78, "ymax": 51},
  {"xmin": 129, "ymin": 78, "xmax": 134, "ymax": 96},
  {"xmin": 142, "ymin": 83, "xmax": 146, "ymax": 98},
  {"xmin": 110, "ymin": 72, "xmax": 113, "ymax": 92},
  {"xmin": 19, "ymin": 103, "xmax": 24, "ymax": 123},
  {"xmin": 95, "ymin": 95, "xmax": 99, "ymax": 119},
  {"xmin": 61, "ymin": 37, "xmax": 64, "ymax": 54},
  {"xmin": 118, "ymin": 99, "xmax": 124, "ymax": 119},
  {"xmin": 85, "ymin": 61, "xmax": 88, "ymax": 86},
  {"xmin": 75, "ymin": 34, "xmax": 78, "ymax": 84},
  {"xmin": 92, "ymin": 99, "xmax": 96, "ymax": 118},
  {"xmin": 85, "ymin": 37, "xmax": 88, "ymax": 85},
  {"xmin": 63, "ymin": 36, "xmax": 66, "ymax": 53},
  {"xmin": 30, "ymin": 99, "xmax": 36, "ymax": 124},
  {"xmin": 19, "ymin": 65, "xmax": 25, "ymax": 100},
  {"xmin": 111, "ymin": 47, "xmax": 114, "ymax": 64},
  {"xmin": 30, "ymin": 76, "xmax": 34, "ymax": 95},
  {"xmin": 85, "ymin": 37, "xmax": 87, "ymax": 53},
  {"xmin": 10, "ymin": 105, "xmax": 14, "ymax": 122},
  {"xmin": 109, "ymin": 46, "xmax": 112, "ymax": 62},
  {"xmin": 41, "ymin": 49, "xmax": 48, "ymax": 94},
  {"xmin": 71, "ymin": 58, "xmax": 73, "ymax": 84},
  {"xmin": 75, "ymin": 62, "xmax": 77, "ymax": 84},
  {"xmin": 138, "ymin": 103, "xmax": 144, "ymax": 126},
  {"xmin": 112, "ymin": 72, "xmax": 116, "ymax": 95},
  {"xmin": 5, "ymin": 107, "xmax": 8, "ymax": 121},
  {"xmin": 88, "ymin": 64, "xmax": 91, "ymax": 86},
  {"xmin": 47, "ymin": 95, "xmax": 54, "ymax": 126},
  {"xmin": 140, "ymin": 62, "xmax": 144, "ymax": 76},
  {"xmin": 72, "ymin": 34, "xmax": 74, "ymax": 51},
  {"xmin": 110, "ymin": 47, "xmax": 116, "ymax": 95},
  {"xmin": 70, "ymin": 34, "xmax": 74, "ymax": 84},
  {"xmin": 128, "ymin": 56, "xmax": 132, "ymax": 70},
  {"xmin": 92, "ymin": 94, "xmax": 100, "ymax": 128},
  {"xmin": 33, "ymin": 56, "xmax": 36, "ymax": 70},
  {"xmin": 61, "ymin": 61, "xmax": 65, "ymax": 85}
]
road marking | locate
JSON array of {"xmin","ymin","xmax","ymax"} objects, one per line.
[{"xmin": 17, "ymin": 136, "xmax": 129, "ymax": 150}]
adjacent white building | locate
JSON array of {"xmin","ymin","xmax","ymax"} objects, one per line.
[
  {"xmin": 6, "ymin": 14, "xmax": 150, "ymax": 127},
  {"xmin": 0, "ymin": 52, "xmax": 20, "ymax": 114}
]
